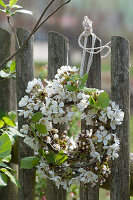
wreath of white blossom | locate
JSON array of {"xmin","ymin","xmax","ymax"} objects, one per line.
[
  {"xmin": 18, "ymin": 17, "xmax": 124, "ymax": 190},
  {"xmin": 19, "ymin": 65, "xmax": 124, "ymax": 190}
]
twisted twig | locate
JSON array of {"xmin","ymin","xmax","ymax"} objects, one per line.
[
  {"xmin": 0, "ymin": 0, "xmax": 71, "ymax": 68},
  {"xmin": 7, "ymin": 16, "xmax": 20, "ymax": 48},
  {"xmin": 70, "ymin": 159, "xmax": 97, "ymax": 168}
]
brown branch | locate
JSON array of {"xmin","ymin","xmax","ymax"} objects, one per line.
[
  {"xmin": 47, "ymin": 143, "xmax": 59, "ymax": 154},
  {"xmin": 7, "ymin": 16, "xmax": 20, "ymax": 48},
  {"xmin": 0, "ymin": 0, "xmax": 71, "ymax": 68},
  {"xmin": 70, "ymin": 159, "xmax": 97, "ymax": 168},
  {"xmin": 32, "ymin": 0, "xmax": 55, "ymax": 33},
  {"xmin": 31, "ymin": 0, "xmax": 71, "ymax": 35}
]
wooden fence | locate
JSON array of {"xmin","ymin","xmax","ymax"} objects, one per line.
[{"xmin": 0, "ymin": 27, "xmax": 130, "ymax": 200}]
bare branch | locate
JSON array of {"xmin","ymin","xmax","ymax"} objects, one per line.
[
  {"xmin": 7, "ymin": 16, "xmax": 20, "ymax": 48},
  {"xmin": 32, "ymin": 0, "xmax": 55, "ymax": 32},
  {"xmin": 32, "ymin": 0, "xmax": 71, "ymax": 34},
  {"xmin": 70, "ymin": 159, "xmax": 97, "ymax": 168},
  {"xmin": 47, "ymin": 143, "xmax": 59, "ymax": 154},
  {"xmin": 0, "ymin": 0, "xmax": 71, "ymax": 68}
]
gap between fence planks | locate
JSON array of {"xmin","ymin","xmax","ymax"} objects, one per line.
[
  {"xmin": 80, "ymin": 35, "xmax": 101, "ymax": 200},
  {"xmin": 110, "ymin": 36, "xmax": 130, "ymax": 200},
  {"xmin": 46, "ymin": 32, "xmax": 69, "ymax": 200},
  {"xmin": 0, "ymin": 27, "xmax": 17, "ymax": 200},
  {"xmin": 15, "ymin": 28, "xmax": 35, "ymax": 200}
]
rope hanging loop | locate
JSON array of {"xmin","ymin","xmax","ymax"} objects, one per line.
[
  {"xmin": 82, "ymin": 16, "xmax": 93, "ymax": 36},
  {"xmin": 79, "ymin": 16, "xmax": 111, "ymax": 76}
]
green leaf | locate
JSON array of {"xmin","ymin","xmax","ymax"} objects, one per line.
[
  {"xmin": 2, "ymin": 155, "xmax": 11, "ymax": 163},
  {"xmin": 0, "ymin": 0, "xmax": 6, "ymax": 8},
  {"xmin": 0, "ymin": 134, "xmax": 11, "ymax": 160},
  {"xmin": 0, "ymin": 173, "xmax": 7, "ymax": 186},
  {"xmin": 6, "ymin": 9, "xmax": 11, "ymax": 15},
  {"xmin": 31, "ymin": 112, "xmax": 43, "ymax": 123},
  {"xmin": 2, "ymin": 117, "xmax": 15, "ymax": 127},
  {"xmin": 35, "ymin": 124, "xmax": 47, "ymax": 134},
  {"xmin": 8, "ymin": 111, "xmax": 16, "ymax": 122},
  {"xmin": 10, "ymin": 61, "xmax": 16, "ymax": 73},
  {"xmin": 44, "ymin": 151, "xmax": 55, "ymax": 164},
  {"xmin": 21, "ymin": 156, "xmax": 40, "ymax": 169},
  {"xmin": 15, "ymin": 9, "xmax": 33, "ymax": 15},
  {"xmin": 0, "ymin": 120, "xmax": 4, "ymax": 128},
  {"xmin": 9, "ymin": 0, "xmax": 18, "ymax": 7},
  {"xmin": 55, "ymin": 151, "xmax": 68, "ymax": 165},
  {"xmin": 0, "ymin": 168, "xmax": 20, "ymax": 188},
  {"xmin": 79, "ymin": 73, "xmax": 88, "ymax": 89},
  {"xmin": 0, "ymin": 163, "xmax": 15, "ymax": 172},
  {"xmin": 97, "ymin": 91, "xmax": 110, "ymax": 108},
  {"xmin": 66, "ymin": 85, "xmax": 77, "ymax": 92},
  {"xmin": 89, "ymin": 96, "xmax": 96, "ymax": 106}
]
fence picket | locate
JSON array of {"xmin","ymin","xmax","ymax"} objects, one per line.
[
  {"xmin": 0, "ymin": 26, "xmax": 131, "ymax": 200},
  {"xmin": 110, "ymin": 36, "xmax": 130, "ymax": 200},
  {"xmin": 15, "ymin": 28, "xmax": 35, "ymax": 200},
  {"xmin": 0, "ymin": 27, "xmax": 18, "ymax": 200},
  {"xmin": 80, "ymin": 35, "xmax": 101, "ymax": 200},
  {"xmin": 46, "ymin": 31, "xmax": 69, "ymax": 200}
]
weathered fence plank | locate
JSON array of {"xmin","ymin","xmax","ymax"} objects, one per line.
[
  {"xmin": 100, "ymin": 152, "xmax": 133, "ymax": 196},
  {"xmin": 46, "ymin": 31, "xmax": 69, "ymax": 200},
  {"xmin": 110, "ymin": 36, "xmax": 130, "ymax": 200},
  {"xmin": 80, "ymin": 36, "xmax": 101, "ymax": 200},
  {"xmin": 0, "ymin": 27, "xmax": 12, "ymax": 111},
  {"xmin": 0, "ymin": 27, "xmax": 17, "ymax": 200},
  {"xmin": 15, "ymin": 28, "xmax": 35, "ymax": 200}
]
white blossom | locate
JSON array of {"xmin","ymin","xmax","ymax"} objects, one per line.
[
  {"xmin": 54, "ymin": 134, "xmax": 59, "ymax": 140},
  {"xmin": 19, "ymin": 95, "xmax": 29, "ymax": 107},
  {"xmin": 0, "ymin": 70, "xmax": 9, "ymax": 78},
  {"xmin": 59, "ymin": 102, "xmax": 64, "ymax": 107},
  {"xmin": 20, "ymin": 124, "xmax": 29, "ymax": 134},
  {"xmin": 26, "ymin": 78, "xmax": 38, "ymax": 93},
  {"xmin": 95, "ymin": 130, "xmax": 111, "ymax": 146},
  {"xmin": 46, "ymin": 136, "xmax": 51, "ymax": 144}
]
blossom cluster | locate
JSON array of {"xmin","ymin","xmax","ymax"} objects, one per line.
[{"xmin": 19, "ymin": 65, "xmax": 124, "ymax": 190}]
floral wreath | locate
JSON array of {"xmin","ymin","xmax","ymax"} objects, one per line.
[
  {"xmin": 19, "ymin": 17, "xmax": 124, "ymax": 190},
  {"xmin": 19, "ymin": 65, "xmax": 124, "ymax": 190}
]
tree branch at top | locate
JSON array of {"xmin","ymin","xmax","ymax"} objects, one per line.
[{"xmin": 0, "ymin": 0, "xmax": 71, "ymax": 68}]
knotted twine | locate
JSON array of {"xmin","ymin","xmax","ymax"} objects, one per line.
[{"xmin": 78, "ymin": 16, "xmax": 111, "ymax": 76}]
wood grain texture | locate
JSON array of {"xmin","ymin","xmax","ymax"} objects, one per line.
[
  {"xmin": 0, "ymin": 27, "xmax": 11, "ymax": 68},
  {"xmin": 80, "ymin": 35, "xmax": 101, "ymax": 200},
  {"xmin": 46, "ymin": 31, "xmax": 69, "ymax": 200},
  {"xmin": 0, "ymin": 27, "xmax": 17, "ymax": 200},
  {"xmin": 0, "ymin": 27, "xmax": 15, "ymax": 112},
  {"xmin": 110, "ymin": 36, "xmax": 130, "ymax": 200},
  {"xmin": 48, "ymin": 31, "xmax": 69, "ymax": 80},
  {"xmin": 15, "ymin": 28, "xmax": 35, "ymax": 200}
]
